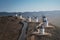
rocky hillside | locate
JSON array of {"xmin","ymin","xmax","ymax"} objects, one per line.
[
  {"xmin": 0, "ymin": 16, "xmax": 23, "ymax": 40},
  {"xmin": 0, "ymin": 16, "xmax": 60, "ymax": 40}
]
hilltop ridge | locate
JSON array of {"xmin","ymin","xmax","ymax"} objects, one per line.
[{"xmin": 0, "ymin": 16, "xmax": 60, "ymax": 40}]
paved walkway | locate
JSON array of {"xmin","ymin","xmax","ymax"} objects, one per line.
[{"xmin": 18, "ymin": 21, "xmax": 28, "ymax": 40}]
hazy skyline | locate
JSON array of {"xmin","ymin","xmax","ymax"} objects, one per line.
[{"xmin": 0, "ymin": 0, "xmax": 60, "ymax": 12}]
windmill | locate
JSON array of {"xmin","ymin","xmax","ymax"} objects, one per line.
[
  {"xmin": 28, "ymin": 16, "xmax": 32, "ymax": 22},
  {"xmin": 34, "ymin": 16, "xmax": 39, "ymax": 22},
  {"xmin": 30, "ymin": 15, "xmax": 54, "ymax": 40}
]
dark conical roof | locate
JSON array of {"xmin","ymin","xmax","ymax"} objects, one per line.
[{"xmin": 42, "ymin": 16, "xmax": 46, "ymax": 18}]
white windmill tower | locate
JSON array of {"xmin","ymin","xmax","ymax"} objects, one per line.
[
  {"xmin": 28, "ymin": 16, "xmax": 32, "ymax": 22},
  {"xmin": 40, "ymin": 24, "xmax": 45, "ymax": 34},
  {"xmin": 35, "ymin": 16, "xmax": 39, "ymax": 22},
  {"xmin": 15, "ymin": 13, "xmax": 18, "ymax": 17},
  {"xmin": 19, "ymin": 14, "xmax": 23, "ymax": 19},
  {"xmin": 42, "ymin": 16, "xmax": 48, "ymax": 27},
  {"xmin": 36, "ymin": 24, "xmax": 45, "ymax": 34}
]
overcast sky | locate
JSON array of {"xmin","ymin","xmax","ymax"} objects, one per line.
[{"xmin": 0, "ymin": 0, "xmax": 60, "ymax": 12}]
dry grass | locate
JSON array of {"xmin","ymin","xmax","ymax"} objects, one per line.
[{"xmin": 0, "ymin": 16, "xmax": 23, "ymax": 40}]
